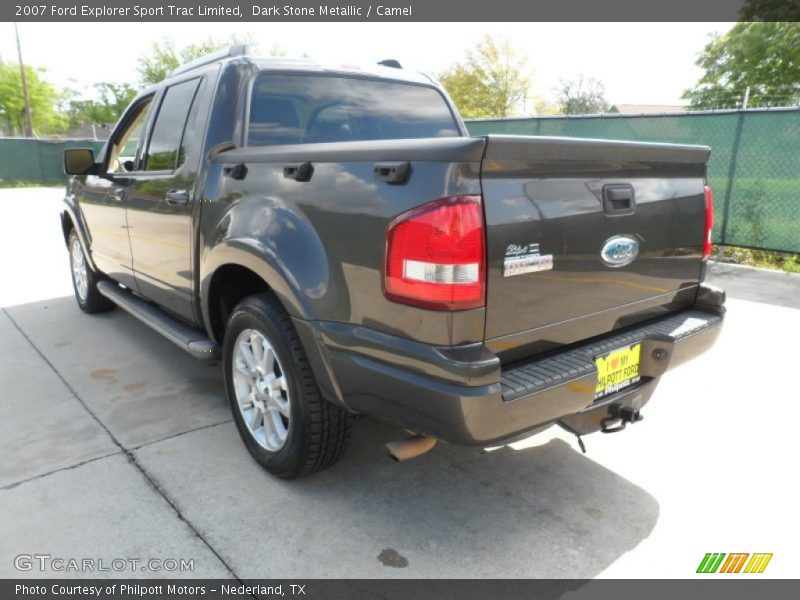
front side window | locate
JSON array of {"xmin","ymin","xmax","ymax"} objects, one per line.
[
  {"xmin": 145, "ymin": 78, "xmax": 201, "ymax": 171},
  {"xmin": 107, "ymin": 98, "xmax": 152, "ymax": 173},
  {"xmin": 247, "ymin": 73, "xmax": 460, "ymax": 147}
]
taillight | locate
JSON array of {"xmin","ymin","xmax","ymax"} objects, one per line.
[
  {"xmin": 385, "ymin": 195, "xmax": 485, "ymax": 311},
  {"xmin": 703, "ymin": 185, "xmax": 714, "ymax": 260}
]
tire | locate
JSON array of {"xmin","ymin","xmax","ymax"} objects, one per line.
[
  {"xmin": 223, "ymin": 293, "xmax": 352, "ymax": 479},
  {"xmin": 68, "ymin": 230, "xmax": 115, "ymax": 314}
]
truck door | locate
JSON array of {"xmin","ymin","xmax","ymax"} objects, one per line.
[
  {"xmin": 124, "ymin": 75, "xmax": 209, "ymax": 324},
  {"xmin": 80, "ymin": 96, "xmax": 153, "ymax": 290}
]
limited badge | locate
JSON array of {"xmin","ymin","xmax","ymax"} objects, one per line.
[{"xmin": 503, "ymin": 243, "xmax": 554, "ymax": 277}]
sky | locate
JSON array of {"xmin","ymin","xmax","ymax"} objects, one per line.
[{"xmin": 0, "ymin": 22, "xmax": 734, "ymax": 109}]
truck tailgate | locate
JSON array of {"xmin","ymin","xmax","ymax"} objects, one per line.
[{"xmin": 480, "ymin": 135, "xmax": 711, "ymax": 362}]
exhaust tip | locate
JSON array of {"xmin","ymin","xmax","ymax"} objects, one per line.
[{"xmin": 383, "ymin": 435, "xmax": 437, "ymax": 462}]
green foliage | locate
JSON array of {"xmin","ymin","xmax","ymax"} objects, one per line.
[
  {"xmin": 682, "ymin": 22, "xmax": 800, "ymax": 109},
  {"xmin": 0, "ymin": 61, "xmax": 67, "ymax": 135},
  {"xmin": 739, "ymin": 0, "xmax": 800, "ymax": 21},
  {"xmin": 67, "ymin": 82, "xmax": 138, "ymax": 127},
  {"xmin": 67, "ymin": 36, "xmax": 277, "ymax": 128},
  {"xmin": 138, "ymin": 40, "xmax": 213, "ymax": 86},
  {"xmin": 556, "ymin": 76, "xmax": 610, "ymax": 115},
  {"xmin": 0, "ymin": 179, "xmax": 50, "ymax": 188},
  {"xmin": 716, "ymin": 245, "xmax": 800, "ymax": 274},
  {"xmin": 137, "ymin": 35, "xmax": 270, "ymax": 86},
  {"xmin": 438, "ymin": 34, "xmax": 531, "ymax": 118}
]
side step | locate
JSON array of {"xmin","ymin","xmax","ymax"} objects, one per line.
[{"xmin": 97, "ymin": 281, "xmax": 219, "ymax": 360}]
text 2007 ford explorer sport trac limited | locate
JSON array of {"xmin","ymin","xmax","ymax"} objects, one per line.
[{"xmin": 62, "ymin": 46, "xmax": 724, "ymax": 478}]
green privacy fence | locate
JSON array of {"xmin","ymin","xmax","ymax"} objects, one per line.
[
  {"xmin": 2, "ymin": 111, "xmax": 799, "ymax": 252},
  {"xmin": 467, "ymin": 108, "xmax": 800, "ymax": 254},
  {"xmin": 0, "ymin": 138, "xmax": 105, "ymax": 186}
]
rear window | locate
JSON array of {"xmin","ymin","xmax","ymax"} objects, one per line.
[
  {"xmin": 145, "ymin": 78, "xmax": 201, "ymax": 171},
  {"xmin": 246, "ymin": 73, "xmax": 459, "ymax": 147}
]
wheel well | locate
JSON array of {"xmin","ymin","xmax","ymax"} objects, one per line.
[
  {"xmin": 207, "ymin": 264, "xmax": 272, "ymax": 342},
  {"xmin": 61, "ymin": 212, "xmax": 74, "ymax": 245}
]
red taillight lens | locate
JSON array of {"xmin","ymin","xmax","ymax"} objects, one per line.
[
  {"xmin": 703, "ymin": 185, "xmax": 714, "ymax": 260},
  {"xmin": 385, "ymin": 195, "xmax": 485, "ymax": 311}
]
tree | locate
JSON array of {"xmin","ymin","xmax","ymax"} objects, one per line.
[
  {"xmin": 138, "ymin": 40, "xmax": 221, "ymax": 86},
  {"xmin": 556, "ymin": 76, "xmax": 610, "ymax": 115},
  {"xmin": 67, "ymin": 82, "xmax": 138, "ymax": 127},
  {"xmin": 739, "ymin": 0, "xmax": 800, "ymax": 21},
  {"xmin": 0, "ymin": 61, "xmax": 67, "ymax": 135},
  {"xmin": 530, "ymin": 97, "xmax": 560, "ymax": 116},
  {"xmin": 682, "ymin": 22, "xmax": 800, "ymax": 109},
  {"xmin": 438, "ymin": 34, "xmax": 531, "ymax": 118},
  {"xmin": 137, "ymin": 35, "xmax": 277, "ymax": 86}
]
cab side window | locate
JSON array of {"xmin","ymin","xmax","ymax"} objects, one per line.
[
  {"xmin": 106, "ymin": 98, "xmax": 153, "ymax": 174},
  {"xmin": 145, "ymin": 78, "xmax": 202, "ymax": 172}
]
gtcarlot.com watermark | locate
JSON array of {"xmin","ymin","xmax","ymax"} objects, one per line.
[{"xmin": 14, "ymin": 553, "xmax": 194, "ymax": 573}]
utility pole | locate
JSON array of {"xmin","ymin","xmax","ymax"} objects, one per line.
[
  {"xmin": 14, "ymin": 22, "xmax": 35, "ymax": 137},
  {"xmin": 742, "ymin": 86, "xmax": 750, "ymax": 110}
]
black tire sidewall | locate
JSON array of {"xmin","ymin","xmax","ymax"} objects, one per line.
[{"xmin": 222, "ymin": 301, "xmax": 310, "ymax": 478}]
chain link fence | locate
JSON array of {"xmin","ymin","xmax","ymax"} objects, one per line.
[
  {"xmin": 2, "ymin": 110, "xmax": 798, "ymax": 253},
  {"xmin": 467, "ymin": 108, "xmax": 800, "ymax": 254}
]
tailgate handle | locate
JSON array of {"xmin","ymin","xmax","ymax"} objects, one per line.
[
  {"xmin": 283, "ymin": 162, "xmax": 313, "ymax": 182},
  {"xmin": 374, "ymin": 161, "xmax": 411, "ymax": 184},
  {"xmin": 603, "ymin": 184, "xmax": 636, "ymax": 215}
]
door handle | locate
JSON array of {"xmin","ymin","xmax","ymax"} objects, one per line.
[
  {"xmin": 109, "ymin": 187, "xmax": 126, "ymax": 202},
  {"xmin": 283, "ymin": 162, "xmax": 313, "ymax": 182},
  {"xmin": 165, "ymin": 189, "xmax": 190, "ymax": 206},
  {"xmin": 374, "ymin": 161, "xmax": 411, "ymax": 184},
  {"xmin": 602, "ymin": 184, "xmax": 636, "ymax": 216}
]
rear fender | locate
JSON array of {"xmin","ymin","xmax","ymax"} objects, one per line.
[
  {"xmin": 199, "ymin": 239, "xmax": 351, "ymax": 410},
  {"xmin": 200, "ymin": 238, "xmax": 315, "ymax": 328}
]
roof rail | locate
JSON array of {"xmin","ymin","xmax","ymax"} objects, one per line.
[
  {"xmin": 170, "ymin": 44, "xmax": 250, "ymax": 77},
  {"xmin": 378, "ymin": 59, "xmax": 402, "ymax": 69}
]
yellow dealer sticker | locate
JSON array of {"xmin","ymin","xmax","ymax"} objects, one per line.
[{"xmin": 595, "ymin": 343, "xmax": 641, "ymax": 399}]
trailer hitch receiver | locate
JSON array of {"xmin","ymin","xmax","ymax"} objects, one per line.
[{"xmin": 601, "ymin": 404, "xmax": 644, "ymax": 433}]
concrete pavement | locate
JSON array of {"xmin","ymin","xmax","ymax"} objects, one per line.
[{"xmin": 0, "ymin": 188, "xmax": 798, "ymax": 579}]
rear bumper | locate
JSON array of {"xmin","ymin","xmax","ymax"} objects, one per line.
[{"xmin": 295, "ymin": 287, "xmax": 724, "ymax": 446}]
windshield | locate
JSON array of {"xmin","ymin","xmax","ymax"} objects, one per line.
[{"xmin": 246, "ymin": 73, "xmax": 460, "ymax": 146}]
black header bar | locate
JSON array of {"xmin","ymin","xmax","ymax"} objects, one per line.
[
  {"xmin": 3, "ymin": 579, "xmax": 800, "ymax": 600},
  {"xmin": 5, "ymin": 0, "xmax": 768, "ymax": 23}
]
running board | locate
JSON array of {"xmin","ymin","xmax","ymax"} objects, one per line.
[{"xmin": 97, "ymin": 281, "xmax": 219, "ymax": 360}]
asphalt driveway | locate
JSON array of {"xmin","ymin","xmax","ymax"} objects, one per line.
[{"xmin": 1, "ymin": 188, "xmax": 798, "ymax": 579}]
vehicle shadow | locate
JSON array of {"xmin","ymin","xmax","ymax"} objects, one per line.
[
  {"xmin": 297, "ymin": 416, "xmax": 659, "ymax": 579},
  {"xmin": 3, "ymin": 295, "xmax": 659, "ymax": 580}
]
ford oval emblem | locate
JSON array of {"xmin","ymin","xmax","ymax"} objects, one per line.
[{"xmin": 600, "ymin": 235, "xmax": 640, "ymax": 267}]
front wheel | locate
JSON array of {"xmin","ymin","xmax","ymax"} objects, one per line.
[
  {"xmin": 223, "ymin": 294, "xmax": 352, "ymax": 479},
  {"xmin": 68, "ymin": 230, "xmax": 114, "ymax": 314}
]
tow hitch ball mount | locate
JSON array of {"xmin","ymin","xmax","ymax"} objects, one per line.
[{"xmin": 601, "ymin": 404, "xmax": 644, "ymax": 433}]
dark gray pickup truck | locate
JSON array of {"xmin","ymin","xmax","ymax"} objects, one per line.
[{"xmin": 62, "ymin": 46, "xmax": 724, "ymax": 478}]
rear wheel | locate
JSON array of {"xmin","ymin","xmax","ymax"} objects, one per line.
[
  {"xmin": 223, "ymin": 294, "xmax": 352, "ymax": 479},
  {"xmin": 68, "ymin": 230, "xmax": 114, "ymax": 314}
]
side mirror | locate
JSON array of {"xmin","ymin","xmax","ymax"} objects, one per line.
[{"xmin": 64, "ymin": 148, "xmax": 98, "ymax": 176}]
